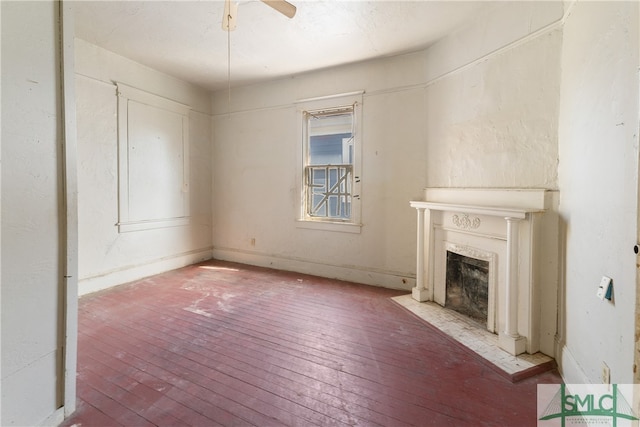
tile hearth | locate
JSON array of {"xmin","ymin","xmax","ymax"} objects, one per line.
[{"xmin": 392, "ymin": 294, "xmax": 554, "ymax": 381}]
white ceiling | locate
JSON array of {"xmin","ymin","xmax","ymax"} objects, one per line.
[{"xmin": 74, "ymin": 1, "xmax": 489, "ymax": 92}]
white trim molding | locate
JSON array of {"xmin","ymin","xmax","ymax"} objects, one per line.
[{"xmin": 115, "ymin": 82, "xmax": 191, "ymax": 233}]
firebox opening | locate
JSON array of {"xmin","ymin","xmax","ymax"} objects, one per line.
[{"xmin": 445, "ymin": 251, "xmax": 490, "ymax": 326}]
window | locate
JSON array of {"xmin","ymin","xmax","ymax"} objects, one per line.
[
  {"xmin": 306, "ymin": 108, "xmax": 353, "ymax": 219},
  {"xmin": 298, "ymin": 91, "xmax": 363, "ymax": 232}
]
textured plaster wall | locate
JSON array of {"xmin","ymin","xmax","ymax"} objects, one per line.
[
  {"xmin": 424, "ymin": 30, "xmax": 561, "ymax": 188},
  {"xmin": 557, "ymin": 1, "xmax": 640, "ymax": 385},
  {"xmin": 1, "ymin": 1, "xmax": 63, "ymax": 425},
  {"xmin": 75, "ymin": 39, "xmax": 214, "ymax": 294},
  {"xmin": 211, "ymin": 2, "xmax": 563, "ymax": 290}
]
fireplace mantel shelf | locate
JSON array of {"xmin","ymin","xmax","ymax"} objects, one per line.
[{"xmin": 409, "ymin": 201, "xmax": 544, "ymax": 220}]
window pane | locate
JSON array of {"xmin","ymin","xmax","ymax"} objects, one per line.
[
  {"xmin": 306, "ymin": 165, "xmax": 352, "ymax": 220},
  {"xmin": 308, "ymin": 112, "xmax": 353, "ymax": 166},
  {"xmin": 309, "ymin": 133, "xmax": 351, "ymax": 165}
]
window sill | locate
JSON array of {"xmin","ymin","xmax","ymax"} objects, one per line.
[{"xmin": 296, "ymin": 219, "xmax": 362, "ymax": 234}]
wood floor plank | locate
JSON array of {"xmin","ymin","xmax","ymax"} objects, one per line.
[
  {"xmin": 130, "ymin": 308, "xmax": 483, "ymax": 423},
  {"xmin": 82, "ymin": 328, "xmax": 293, "ymax": 426},
  {"xmin": 119, "ymin": 317, "xmax": 414, "ymax": 426},
  {"xmin": 62, "ymin": 260, "xmax": 562, "ymax": 427},
  {"xmin": 128, "ymin": 297, "xmax": 498, "ymax": 420}
]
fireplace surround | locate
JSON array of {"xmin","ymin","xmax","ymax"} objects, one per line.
[{"xmin": 410, "ymin": 188, "xmax": 558, "ymax": 357}]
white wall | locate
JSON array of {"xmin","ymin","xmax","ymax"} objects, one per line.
[
  {"xmin": 557, "ymin": 1, "xmax": 640, "ymax": 385},
  {"xmin": 75, "ymin": 39, "xmax": 214, "ymax": 295},
  {"xmin": 423, "ymin": 0, "xmax": 563, "ymax": 189},
  {"xmin": 1, "ymin": 1, "xmax": 65, "ymax": 425},
  {"xmin": 423, "ymin": 30, "xmax": 562, "ymax": 188},
  {"xmin": 211, "ymin": 2, "xmax": 564, "ymax": 291},
  {"xmin": 212, "ymin": 58, "xmax": 428, "ymax": 289}
]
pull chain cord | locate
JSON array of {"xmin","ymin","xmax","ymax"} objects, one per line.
[{"xmin": 227, "ymin": 13, "xmax": 231, "ymax": 117}]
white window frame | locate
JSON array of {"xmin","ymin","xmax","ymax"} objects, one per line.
[{"xmin": 296, "ymin": 91, "xmax": 364, "ymax": 233}]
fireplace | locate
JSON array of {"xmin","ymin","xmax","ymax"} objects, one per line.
[
  {"xmin": 445, "ymin": 251, "xmax": 490, "ymax": 326},
  {"xmin": 410, "ymin": 188, "xmax": 559, "ymax": 357}
]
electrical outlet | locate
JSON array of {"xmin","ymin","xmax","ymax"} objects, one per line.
[
  {"xmin": 602, "ymin": 362, "xmax": 611, "ymax": 384},
  {"xmin": 250, "ymin": 238, "xmax": 256, "ymax": 247}
]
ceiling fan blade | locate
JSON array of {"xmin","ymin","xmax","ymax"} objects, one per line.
[
  {"xmin": 222, "ymin": 0, "xmax": 238, "ymax": 31},
  {"xmin": 260, "ymin": 0, "xmax": 296, "ymax": 18}
]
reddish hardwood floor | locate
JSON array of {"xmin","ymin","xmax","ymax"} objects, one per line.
[{"xmin": 61, "ymin": 260, "xmax": 561, "ymax": 427}]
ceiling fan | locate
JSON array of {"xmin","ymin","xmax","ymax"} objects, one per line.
[{"xmin": 222, "ymin": 0, "xmax": 297, "ymax": 31}]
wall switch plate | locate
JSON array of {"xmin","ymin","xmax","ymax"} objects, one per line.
[{"xmin": 597, "ymin": 276, "xmax": 612, "ymax": 300}]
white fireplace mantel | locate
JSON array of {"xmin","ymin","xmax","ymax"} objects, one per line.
[{"xmin": 409, "ymin": 188, "xmax": 555, "ymax": 357}]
